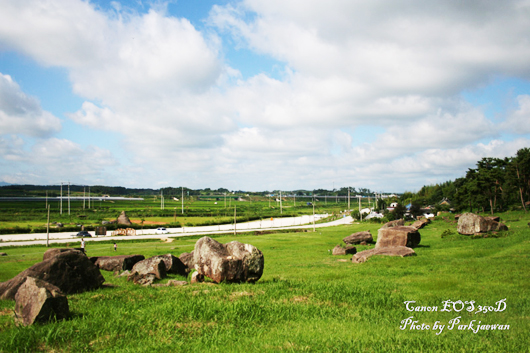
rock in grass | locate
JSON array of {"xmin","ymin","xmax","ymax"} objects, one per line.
[
  {"xmin": 0, "ymin": 251, "xmax": 104, "ymax": 300},
  {"xmin": 151, "ymin": 254, "xmax": 188, "ymax": 277},
  {"xmin": 91, "ymin": 255, "xmax": 145, "ymax": 272},
  {"xmin": 191, "ymin": 271, "xmax": 204, "ymax": 284},
  {"xmin": 352, "ymin": 246, "xmax": 416, "ymax": 263},
  {"xmin": 14, "ymin": 277, "xmax": 70, "ymax": 326},
  {"xmin": 193, "ymin": 237, "xmax": 264, "ymax": 283},
  {"xmin": 343, "ymin": 231, "xmax": 373, "ymax": 245},
  {"xmin": 127, "ymin": 257, "xmax": 167, "ymax": 286},
  {"xmin": 332, "ymin": 245, "xmax": 357, "ymax": 255},
  {"xmin": 376, "ymin": 226, "xmax": 421, "ymax": 249},
  {"xmin": 380, "ymin": 219, "xmax": 405, "ymax": 229},
  {"xmin": 0, "ymin": 252, "xmax": 7, "ymax": 256},
  {"xmin": 457, "ymin": 213, "xmax": 508, "ymax": 235},
  {"xmin": 411, "ymin": 218, "xmax": 430, "ymax": 230},
  {"xmin": 43, "ymin": 248, "xmax": 85, "ymax": 261},
  {"xmin": 179, "ymin": 251, "xmax": 195, "ymax": 273}
]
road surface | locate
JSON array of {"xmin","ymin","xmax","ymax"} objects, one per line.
[{"xmin": 0, "ymin": 214, "xmax": 353, "ymax": 247}]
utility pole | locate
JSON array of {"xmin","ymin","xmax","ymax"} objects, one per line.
[
  {"xmin": 83, "ymin": 187, "xmax": 86, "ymax": 209},
  {"xmin": 46, "ymin": 204, "xmax": 50, "ymax": 247},
  {"xmin": 359, "ymin": 196, "xmax": 362, "ymax": 221},
  {"xmin": 60, "ymin": 182, "xmax": 63, "ymax": 214},
  {"xmin": 88, "ymin": 186, "xmax": 90, "ymax": 209},
  {"xmin": 68, "ymin": 182, "xmax": 70, "ymax": 215},
  {"xmin": 313, "ymin": 198, "xmax": 316, "ymax": 232},
  {"xmin": 348, "ymin": 187, "xmax": 350, "ymax": 211},
  {"xmin": 181, "ymin": 187, "xmax": 184, "ymax": 214},
  {"xmin": 280, "ymin": 190, "xmax": 283, "ymax": 214},
  {"xmin": 234, "ymin": 206, "xmax": 237, "ymax": 236}
]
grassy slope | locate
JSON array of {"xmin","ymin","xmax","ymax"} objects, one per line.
[{"xmin": 0, "ymin": 213, "xmax": 529, "ymax": 352}]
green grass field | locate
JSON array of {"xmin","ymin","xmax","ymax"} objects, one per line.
[{"xmin": 0, "ymin": 212, "xmax": 529, "ymax": 352}]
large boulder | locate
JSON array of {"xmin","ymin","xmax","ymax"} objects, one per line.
[
  {"xmin": 0, "ymin": 251, "xmax": 104, "ymax": 300},
  {"xmin": 91, "ymin": 255, "xmax": 145, "ymax": 272},
  {"xmin": 457, "ymin": 213, "xmax": 508, "ymax": 235},
  {"xmin": 343, "ymin": 231, "xmax": 373, "ymax": 244},
  {"xmin": 380, "ymin": 219, "xmax": 405, "ymax": 229},
  {"xmin": 117, "ymin": 211, "xmax": 132, "ymax": 226},
  {"xmin": 193, "ymin": 237, "xmax": 264, "ymax": 283},
  {"xmin": 376, "ymin": 226, "xmax": 421, "ymax": 249},
  {"xmin": 352, "ymin": 246, "xmax": 416, "ymax": 263},
  {"xmin": 332, "ymin": 245, "xmax": 357, "ymax": 256},
  {"xmin": 43, "ymin": 248, "xmax": 85, "ymax": 261},
  {"xmin": 127, "ymin": 257, "xmax": 167, "ymax": 286},
  {"xmin": 14, "ymin": 277, "xmax": 70, "ymax": 326},
  {"xmin": 179, "ymin": 252, "xmax": 194, "ymax": 273}
]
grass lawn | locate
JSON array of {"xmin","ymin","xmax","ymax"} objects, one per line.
[{"xmin": 0, "ymin": 213, "xmax": 529, "ymax": 352}]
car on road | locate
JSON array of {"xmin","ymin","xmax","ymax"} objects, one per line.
[
  {"xmin": 73, "ymin": 231, "xmax": 92, "ymax": 237},
  {"xmin": 155, "ymin": 227, "xmax": 169, "ymax": 234}
]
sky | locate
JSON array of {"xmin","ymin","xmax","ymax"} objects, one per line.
[{"xmin": 0, "ymin": 0, "xmax": 529, "ymax": 192}]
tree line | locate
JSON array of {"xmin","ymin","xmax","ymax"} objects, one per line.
[{"xmin": 412, "ymin": 147, "xmax": 530, "ymax": 214}]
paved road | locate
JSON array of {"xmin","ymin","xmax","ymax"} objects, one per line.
[{"xmin": 0, "ymin": 214, "xmax": 353, "ymax": 247}]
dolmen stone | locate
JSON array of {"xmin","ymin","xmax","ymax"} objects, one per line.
[
  {"xmin": 0, "ymin": 251, "xmax": 104, "ymax": 300},
  {"xmin": 343, "ymin": 231, "xmax": 373, "ymax": 244},
  {"xmin": 14, "ymin": 277, "xmax": 70, "ymax": 326},
  {"xmin": 411, "ymin": 218, "xmax": 430, "ymax": 230},
  {"xmin": 91, "ymin": 255, "xmax": 145, "ymax": 272},
  {"xmin": 193, "ymin": 236, "xmax": 264, "ymax": 283},
  {"xmin": 380, "ymin": 219, "xmax": 405, "ymax": 229},
  {"xmin": 43, "ymin": 248, "xmax": 85, "ymax": 261},
  {"xmin": 127, "ymin": 257, "xmax": 167, "ymax": 286},
  {"xmin": 151, "ymin": 254, "xmax": 188, "ymax": 277},
  {"xmin": 0, "ymin": 252, "xmax": 7, "ymax": 256},
  {"xmin": 352, "ymin": 246, "xmax": 416, "ymax": 263},
  {"xmin": 332, "ymin": 245, "xmax": 357, "ymax": 256},
  {"xmin": 376, "ymin": 226, "xmax": 421, "ymax": 249},
  {"xmin": 457, "ymin": 213, "xmax": 508, "ymax": 235},
  {"xmin": 179, "ymin": 251, "xmax": 195, "ymax": 273}
]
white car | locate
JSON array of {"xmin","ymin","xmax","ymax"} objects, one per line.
[{"xmin": 155, "ymin": 227, "xmax": 169, "ymax": 234}]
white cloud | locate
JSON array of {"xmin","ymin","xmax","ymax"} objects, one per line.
[
  {"xmin": 1, "ymin": 0, "xmax": 529, "ymax": 190},
  {"xmin": 503, "ymin": 95, "xmax": 530, "ymax": 134},
  {"xmin": 0, "ymin": 73, "xmax": 61, "ymax": 137}
]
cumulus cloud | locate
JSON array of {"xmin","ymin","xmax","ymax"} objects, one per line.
[
  {"xmin": 0, "ymin": 73, "xmax": 61, "ymax": 137},
  {"xmin": 1, "ymin": 0, "xmax": 530, "ymax": 190}
]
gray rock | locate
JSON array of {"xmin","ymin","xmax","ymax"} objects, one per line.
[
  {"xmin": 0, "ymin": 251, "xmax": 104, "ymax": 300},
  {"xmin": 457, "ymin": 213, "xmax": 508, "ymax": 235},
  {"xmin": 43, "ymin": 248, "xmax": 85, "ymax": 261},
  {"xmin": 127, "ymin": 257, "xmax": 167, "ymax": 285},
  {"xmin": 14, "ymin": 277, "xmax": 70, "ymax": 326},
  {"xmin": 193, "ymin": 237, "xmax": 264, "ymax": 283},
  {"xmin": 380, "ymin": 219, "xmax": 404, "ymax": 229},
  {"xmin": 151, "ymin": 254, "xmax": 187, "ymax": 277},
  {"xmin": 376, "ymin": 226, "xmax": 421, "ymax": 249},
  {"xmin": 332, "ymin": 245, "xmax": 357, "ymax": 255},
  {"xmin": 343, "ymin": 231, "xmax": 373, "ymax": 244},
  {"xmin": 91, "ymin": 255, "xmax": 145, "ymax": 272},
  {"xmin": 179, "ymin": 251, "xmax": 195, "ymax": 273},
  {"xmin": 352, "ymin": 246, "xmax": 416, "ymax": 263}
]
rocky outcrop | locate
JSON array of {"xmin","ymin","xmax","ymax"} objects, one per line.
[
  {"xmin": 91, "ymin": 255, "xmax": 145, "ymax": 272},
  {"xmin": 457, "ymin": 213, "xmax": 508, "ymax": 235},
  {"xmin": 332, "ymin": 245, "xmax": 357, "ymax": 255},
  {"xmin": 0, "ymin": 251, "xmax": 104, "ymax": 300},
  {"xmin": 193, "ymin": 237, "xmax": 264, "ymax": 283},
  {"xmin": 352, "ymin": 246, "xmax": 416, "ymax": 263},
  {"xmin": 376, "ymin": 226, "xmax": 421, "ymax": 249},
  {"xmin": 14, "ymin": 277, "xmax": 70, "ymax": 326},
  {"xmin": 117, "ymin": 211, "xmax": 132, "ymax": 226},
  {"xmin": 343, "ymin": 231, "xmax": 373, "ymax": 244}
]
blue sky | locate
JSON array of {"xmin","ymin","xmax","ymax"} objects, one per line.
[{"xmin": 0, "ymin": 0, "xmax": 529, "ymax": 192}]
